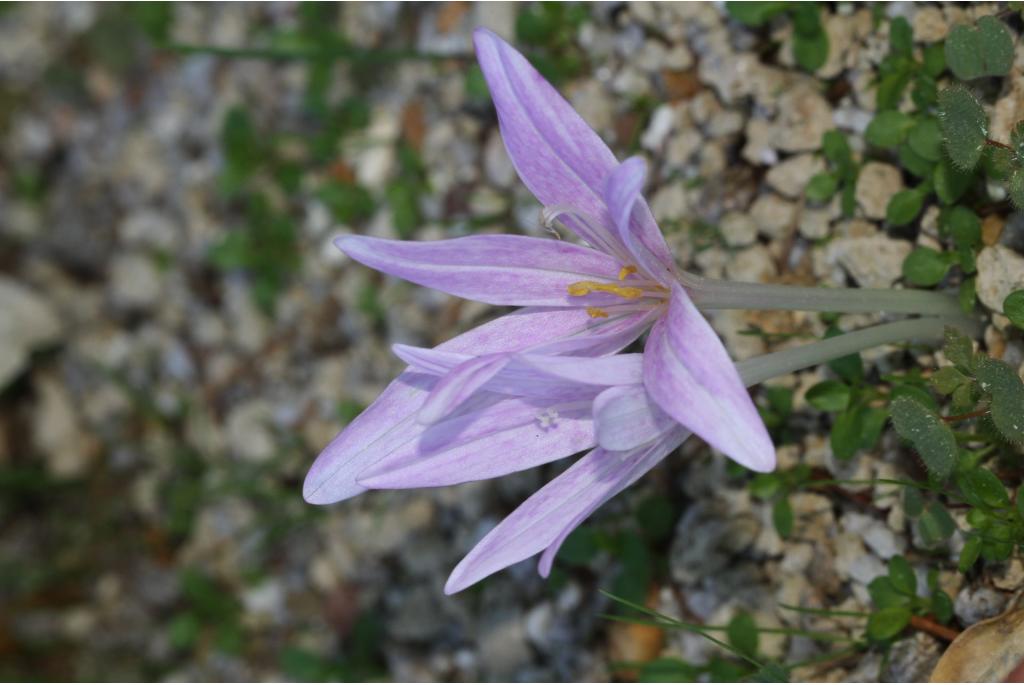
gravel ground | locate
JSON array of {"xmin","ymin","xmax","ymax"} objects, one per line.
[{"xmin": 2, "ymin": 2, "xmax": 1023, "ymax": 682}]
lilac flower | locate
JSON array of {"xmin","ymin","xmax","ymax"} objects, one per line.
[{"xmin": 303, "ymin": 29, "xmax": 776, "ymax": 590}]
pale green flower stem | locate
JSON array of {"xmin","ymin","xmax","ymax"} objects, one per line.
[
  {"xmin": 681, "ymin": 272, "xmax": 966, "ymax": 318},
  {"xmin": 735, "ymin": 315, "xmax": 978, "ymax": 387}
]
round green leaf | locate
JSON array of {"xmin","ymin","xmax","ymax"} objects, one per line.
[
  {"xmin": 943, "ymin": 205, "xmax": 981, "ymax": 248},
  {"xmin": 903, "ymin": 486, "xmax": 925, "ymax": 518},
  {"xmin": 908, "ymin": 118, "xmax": 943, "ymax": 162},
  {"xmin": 773, "ymin": 497, "xmax": 794, "ymax": 538},
  {"xmin": 902, "ymin": 247, "xmax": 952, "ymax": 286},
  {"xmin": 806, "ymin": 172, "xmax": 839, "ymax": 202},
  {"xmin": 727, "ymin": 611, "xmax": 760, "ymax": 657},
  {"xmin": 866, "ymin": 111, "xmax": 915, "ymax": 148},
  {"xmin": 890, "ymin": 396, "xmax": 957, "ymax": 481},
  {"xmin": 975, "ymin": 357, "xmax": 1024, "ymax": 445},
  {"xmin": 938, "ymin": 86, "xmax": 989, "ymax": 171},
  {"xmin": 805, "ymin": 380, "xmax": 851, "ymax": 412},
  {"xmin": 886, "ymin": 189, "xmax": 925, "ymax": 226},
  {"xmin": 1003, "ymin": 290, "xmax": 1024, "ymax": 329},
  {"xmin": 945, "ymin": 16, "xmax": 1014, "ymax": 80},
  {"xmin": 867, "ymin": 606, "xmax": 912, "ymax": 641},
  {"xmin": 1009, "ymin": 168, "xmax": 1024, "ymax": 210},
  {"xmin": 958, "ymin": 535, "xmax": 982, "ymax": 573},
  {"xmin": 888, "ymin": 555, "xmax": 917, "ymax": 595}
]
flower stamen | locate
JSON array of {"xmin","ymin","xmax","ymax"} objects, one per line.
[
  {"xmin": 618, "ymin": 265, "xmax": 638, "ymax": 281},
  {"xmin": 586, "ymin": 307, "xmax": 610, "ymax": 318},
  {"xmin": 567, "ymin": 280, "xmax": 645, "ymax": 299}
]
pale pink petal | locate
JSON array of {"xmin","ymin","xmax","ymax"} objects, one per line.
[
  {"xmin": 445, "ymin": 425, "xmax": 689, "ymax": 594},
  {"xmin": 417, "ymin": 353, "xmax": 511, "ymax": 424},
  {"xmin": 337, "ymin": 234, "xmax": 625, "ymax": 307},
  {"xmin": 604, "ymin": 157, "xmax": 676, "ymax": 284},
  {"xmin": 643, "ymin": 284, "xmax": 775, "ymax": 472},
  {"xmin": 357, "ymin": 395, "xmax": 596, "ymax": 489},
  {"xmin": 304, "ymin": 307, "xmax": 605, "ymax": 504},
  {"xmin": 592, "ymin": 384, "xmax": 676, "ymax": 452}
]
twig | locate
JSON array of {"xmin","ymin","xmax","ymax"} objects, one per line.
[
  {"xmin": 909, "ymin": 615, "xmax": 961, "ymax": 642},
  {"xmin": 985, "ymin": 138, "xmax": 1013, "ymax": 151},
  {"xmin": 942, "ymin": 407, "xmax": 989, "ymax": 423}
]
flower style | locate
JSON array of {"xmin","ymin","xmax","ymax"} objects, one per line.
[{"xmin": 303, "ymin": 28, "xmax": 776, "ymax": 591}]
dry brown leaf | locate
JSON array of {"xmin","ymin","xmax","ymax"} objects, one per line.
[{"xmin": 930, "ymin": 606, "xmax": 1024, "ymax": 682}]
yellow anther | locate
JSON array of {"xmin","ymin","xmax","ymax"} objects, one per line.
[
  {"xmin": 618, "ymin": 265, "xmax": 638, "ymax": 281},
  {"xmin": 566, "ymin": 280, "xmax": 645, "ymax": 299},
  {"xmin": 586, "ymin": 307, "xmax": 609, "ymax": 318}
]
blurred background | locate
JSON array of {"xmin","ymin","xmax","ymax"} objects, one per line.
[{"xmin": 2, "ymin": 2, "xmax": 1015, "ymax": 682}]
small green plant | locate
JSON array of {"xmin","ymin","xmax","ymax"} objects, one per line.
[
  {"xmin": 865, "ymin": 556, "xmax": 953, "ymax": 642},
  {"xmin": 726, "ymin": 2, "xmax": 830, "ymax": 73},
  {"xmin": 806, "ymin": 130, "xmax": 860, "ymax": 217},
  {"xmin": 889, "ymin": 327, "xmax": 1024, "ymax": 567}
]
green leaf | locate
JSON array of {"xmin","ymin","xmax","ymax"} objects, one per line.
[
  {"xmin": 727, "ymin": 611, "xmax": 760, "ymax": 657},
  {"xmin": 958, "ymin": 535, "xmax": 983, "ymax": 573},
  {"xmin": 1012, "ymin": 121, "xmax": 1024, "ymax": 158},
  {"xmin": 752, "ymin": 664, "xmax": 791, "ymax": 683},
  {"xmin": 318, "ymin": 181, "xmax": 375, "ymax": 223},
  {"xmin": 944, "ymin": 326, "xmax": 975, "ymax": 372},
  {"xmin": 899, "ymin": 142, "xmax": 936, "ymax": 179},
  {"xmin": 556, "ymin": 526, "xmax": 600, "ymax": 566},
  {"xmin": 865, "ymin": 111, "xmax": 915, "ymax": 148},
  {"xmin": 168, "ymin": 611, "xmax": 201, "ymax": 650},
  {"xmin": 792, "ymin": 5, "xmax": 829, "ymax": 72},
  {"xmin": 773, "ymin": 497, "xmax": 794, "ymax": 538},
  {"xmin": 806, "ymin": 380, "xmax": 851, "ymax": 412},
  {"xmin": 933, "ymin": 158, "xmax": 974, "ymax": 204},
  {"xmin": 890, "ymin": 396, "xmax": 958, "ymax": 480},
  {"xmin": 912, "ymin": 74, "xmax": 939, "ymax": 111},
  {"xmin": 891, "ymin": 382, "xmax": 940, "ymax": 413},
  {"xmin": 825, "ymin": 325, "xmax": 864, "ymax": 384},
  {"xmin": 919, "ymin": 501, "xmax": 957, "ymax": 544},
  {"xmin": 831, "ymin": 405, "xmax": 864, "ymax": 460},
  {"xmin": 902, "ymin": 247, "xmax": 952, "ymax": 286},
  {"xmin": 922, "ymin": 42, "xmax": 946, "ymax": 78},
  {"xmin": 868, "ymin": 576, "xmax": 904, "ymax": 609},
  {"xmin": 1004, "ymin": 290, "xmax": 1024, "ymax": 329},
  {"xmin": 220, "ymin": 106, "xmax": 262, "ymax": 193},
  {"xmin": 959, "ymin": 276, "xmax": 977, "ymax": 313},
  {"xmin": 750, "ymin": 473, "xmax": 782, "ymax": 500},
  {"xmin": 637, "ymin": 495, "xmax": 675, "ymax": 543},
  {"xmin": 903, "ymin": 486, "xmax": 925, "ymax": 518},
  {"xmin": 938, "ymin": 86, "xmax": 989, "ymax": 170},
  {"xmin": 958, "ymin": 468, "xmax": 1010, "ymax": 509},
  {"xmin": 982, "ymin": 524, "xmax": 1015, "ymax": 561},
  {"xmin": 945, "ymin": 16, "xmax": 1014, "ymax": 80},
  {"xmin": 975, "ymin": 357, "xmax": 1024, "ymax": 445},
  {"xmin": 944, "ymin": 206, "xmax": 982, "ymax": 249},
  {"xmin": 886, "ymin": 188, "xmax": 925, "ymax": 226},
  {"xmin": 639, "ymin": 658, "xmax": 701, "ymax": 683},
  {"xmin": 1009, "ymin": 168, "xmax": 1024, "ymax": 210},
  {"xmin": 1017, "ymin": 487, "xmax": 1024, "ymax": 522},
  {"xmin": 386, "ymin": 179, "xmax": 421, "ymax": 239},
  {"xmin": 823, "ymin": 130, "xmax": 853, "ymax": 171},
  {"xmin": 867, "ymin": 606, "xmax": 912, "ymax": 641},
  {"xmin": 888, "ymin": 555, "xmax": 917, "ymax": 595},
  {"xmin": 859, "ymin": 406, "xmax": 890, "ymax": 451},
  {"xmin": 908, "ymin": 118, "xmax": 944, "ymax": 162},
  {"xmin": 931, "ymin": 590, "xmax": 954, "ymax": 624},
  {"xmin": 889, "ymin": 17, "xmax": 914, "ymax": 57},
  {"xmin": 931, "ymin": 366, "xmax": 969, "ymax": 395},
  {"xmin": 806, "ymin": 172, "xmax": 839, "ymax": 202},
  {"xmin": 725, "ymin": 1, "xmax": 791, "ymax": 26}
]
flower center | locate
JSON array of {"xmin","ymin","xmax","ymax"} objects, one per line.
[{"xmin": 567, "ymin": 265, "xmax": 668, "ymax": 318}]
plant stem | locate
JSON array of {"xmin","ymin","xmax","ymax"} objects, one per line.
[
  {"xmin": 682, "ymin": 272, "xmax": 966, "ymax": 318},
  {"xmin": 735, "ymin": 316, "xmax": 974, "ymax": 387}
]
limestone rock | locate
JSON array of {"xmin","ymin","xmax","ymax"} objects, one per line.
[{"xmin": 976, "ymin": 245, "xmax": 1024, "ymax": 311}]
